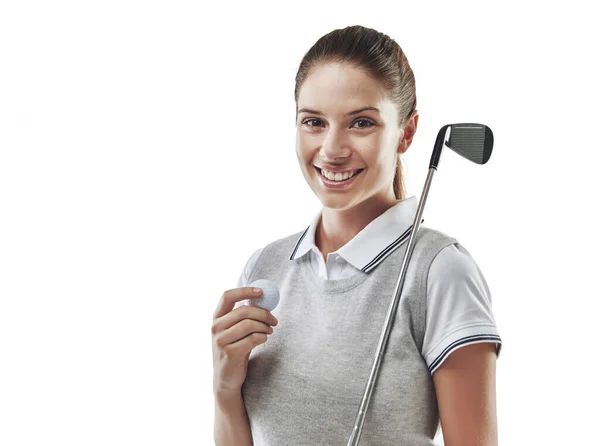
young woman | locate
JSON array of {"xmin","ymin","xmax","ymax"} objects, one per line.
[{"xmin": 213, "ymin": 25, "xmax": 502, "ymax": 446}]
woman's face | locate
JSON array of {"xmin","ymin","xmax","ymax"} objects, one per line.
[{"xmin": 295, "ymin": 61, "xmax": 417, "ymax": 211}]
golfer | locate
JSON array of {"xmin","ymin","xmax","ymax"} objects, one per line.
[{"xmin": 212, "ymin": 25, "xmax": 502, "ymax": 446}]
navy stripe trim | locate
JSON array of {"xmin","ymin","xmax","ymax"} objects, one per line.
[
  {"xmin": 428, "ymin": 334, "xmax": 502, "ymax": 373},
  {"xmin": 361, "ymin": 218, "xmax": 425, "ymax": 274},
  {"xmin": 361, "ymin": 225, "xmax": 411, "ymax": 273},
  {"xmin": 289, "ymin": 226, "xmax": 310, "ymax": 260}
]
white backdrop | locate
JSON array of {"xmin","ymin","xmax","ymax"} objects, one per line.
[{"xmin": 1, "ymin": 1, "xmax": 598, "ymax": 445}]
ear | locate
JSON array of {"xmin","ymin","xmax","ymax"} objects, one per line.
[{"xmin": 397, "ymin": 110, "xmax": 419, "ymax": 155}]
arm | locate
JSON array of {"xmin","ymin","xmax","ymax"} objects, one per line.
[
  {"xmin": 432, "ymin": 342, "xmax": 498, "ymax": 446},
  {"xmin": 213, "ymin": 249, "xmax": 263, "ymax": 445},
  {"xmin": 214, "ymin": 390, "xmax": 253, "ymax": 446}
]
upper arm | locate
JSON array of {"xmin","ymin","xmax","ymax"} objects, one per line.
[
  {"xmin": 432, "ymin": 342, "xmax": 498, "ymax": 446},
  {"xmin": 422, "ymin": 243, "xmax": 502, "ymax": 373},
  {"xmin": 423, "ymin": 243, "xmax": 502, "ymax": 445}
]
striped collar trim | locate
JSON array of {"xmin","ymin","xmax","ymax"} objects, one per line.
[{"xmin": 289, "ymin": 196, "xmax": 423, "ymax": 274}]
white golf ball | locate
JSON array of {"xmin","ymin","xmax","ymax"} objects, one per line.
[{"xmin": 248, "ymin": 279, "xmax": 280, "ymax": 312}]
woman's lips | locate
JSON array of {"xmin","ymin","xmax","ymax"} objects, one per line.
[
  {"xmin": 313, "ymin": 166, "xmax": 365, "ymax": 175},
  {"xmin": 314, "ymin": 165, "xmax": 365, "ymax": 187}
]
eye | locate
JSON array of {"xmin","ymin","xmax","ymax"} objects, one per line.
[
  {"xmin": 352, "ymin": 119, "xmax": 375, "ymax": 129},
  {"xmin": 302, "ymin": 118, "xmax": 324, "ymax": 127},
  {"xmin": 301, "ymin": 118, "xmax": 375, "ymax": 128}
]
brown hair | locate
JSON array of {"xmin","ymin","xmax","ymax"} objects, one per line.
[{"xmin": 294, "ymin": 25, "xmax": 417, "ymax": 200}]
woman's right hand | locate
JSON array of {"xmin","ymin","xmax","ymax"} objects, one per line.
[{"xmin": 212, "ymin": 287, "xmax": 279, "ymax": 395}]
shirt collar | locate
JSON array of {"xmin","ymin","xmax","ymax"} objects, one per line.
[{"xmin": 289, "ymin": 195, "xmax": 424, "ymax": 274}]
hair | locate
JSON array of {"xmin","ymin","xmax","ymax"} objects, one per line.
[{"xmin": 294, "ymin": 25, "xmax": 417, "ymax": 201}]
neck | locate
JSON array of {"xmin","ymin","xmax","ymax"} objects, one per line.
[{"xmin": 316, "ymin": 194, "xmax": 400, "ymax": 258}]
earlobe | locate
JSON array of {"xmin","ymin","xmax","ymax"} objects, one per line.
[
  {"xmin": 397, "ymin": 139, "xmax": 408, "ymax": 155},
  {"xmin": 396, "ymin": 128, "xmax": 407, "ymax": 154}
]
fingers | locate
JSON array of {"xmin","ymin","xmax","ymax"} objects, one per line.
[
  {"xmin": 213, "ymin": 286, "xmax": 262, "ymax": 320},
  {"xmin": 212, "ymin": 303, "xmax": 278, "ymax": 337},
  {"xmin": 211, "ymin": 286, "xmax": 279, "ymax": 395},
  {"xmin": 214, "ymin": 317, "xmax": 274, "ymax": 352}
]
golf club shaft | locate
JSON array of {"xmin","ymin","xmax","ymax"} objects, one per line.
[{"xmin": 347, "ymin": 166, "xmax": 437, "ymax": 445}]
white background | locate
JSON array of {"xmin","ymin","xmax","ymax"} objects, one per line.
[{"xmin": 1, "ymin": 1, "xmax": 598, "ymax": 445}]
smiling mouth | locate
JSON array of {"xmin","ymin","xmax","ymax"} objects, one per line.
[{"xmin": 314, "ymin": 166, "xmax": 365, "ymax": 177}]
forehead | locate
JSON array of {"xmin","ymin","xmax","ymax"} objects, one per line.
[{"xmin": 298, "ymin": 62, "xmax": 390, "ymax": 111}]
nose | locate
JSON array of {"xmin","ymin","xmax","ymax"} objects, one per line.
[{"xmin": 320, "ymin": 127, "xmax": 351, "ymax": 161}]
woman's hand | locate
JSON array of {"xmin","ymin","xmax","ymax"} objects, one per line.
[{"xmin": 212, "ymin": 287, "xmax": 279, "ymax": 396}]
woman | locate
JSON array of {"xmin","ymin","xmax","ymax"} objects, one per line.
[{"xmin": 213, "ymin": 25, "xmax": 502, "ymax": 445}]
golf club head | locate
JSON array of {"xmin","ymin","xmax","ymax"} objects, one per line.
[{"xmin": 445, "ymin": 123, "xmax": 493, "ymax": 164}]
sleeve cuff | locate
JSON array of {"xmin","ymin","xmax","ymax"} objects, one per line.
[{"xmin": 424, "ymin": 324, "xmax": 502, "ymax": 375}]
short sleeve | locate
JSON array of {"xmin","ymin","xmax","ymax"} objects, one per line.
[
  {"xmin": 233, "ymin": 248, "xmax": 263, "ymax": 310},
  {"xmin": 422, "ymin": 243, "xmax": 502, "ymax": 375}
]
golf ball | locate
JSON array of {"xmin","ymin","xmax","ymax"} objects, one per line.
[{"xmin": 248, "ymin": 279, "xmax": 280, "ymax": 312}]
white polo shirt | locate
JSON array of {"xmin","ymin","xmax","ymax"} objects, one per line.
[{"xmin": 236, "ymin": 194, "xmax": 501, "ymax": 373}]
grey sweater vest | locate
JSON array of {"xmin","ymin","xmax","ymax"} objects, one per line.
[{"xmin": 241, "ymin": 225, "xmax": 457, "ymax": 445}]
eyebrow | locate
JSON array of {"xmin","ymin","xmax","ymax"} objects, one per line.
[{"xmin": 297, "ymin": 106, "xmax": 380, "ymax": 116}]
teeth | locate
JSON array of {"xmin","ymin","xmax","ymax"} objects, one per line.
[{"xmin": 321, "ymin": 168, "xmax": 358, "ymax": 181}]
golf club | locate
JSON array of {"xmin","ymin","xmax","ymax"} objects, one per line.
[{"xmin": 347, "ymin": 123, "xmax": 494, "ymax": 445}]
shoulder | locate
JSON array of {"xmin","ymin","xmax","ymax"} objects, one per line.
[
  {"xmin": 258, "ymin": 227, "xmax": 310, "ymax": 261},
  {"xmin": 236, "ymin": 227, "xmax": 308, "ymax": 286},
  {"xmin": 404, "ymin": 225, "xmax": 459, "ymax": 281},
  {"xmin": 417, "ymin": 225, "xmax": 457, "ymax": 246},
  {"xmin": 427, "ymin": 240, "xmax": 490, "ymax": 302},
  {"xmin": 430, "ymin": 242, "xmax": 480, "ymax": 280},
  {"xmin": 411, "ymin": 225, "xmax": 459, "ymax": 259}
]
